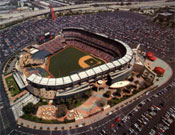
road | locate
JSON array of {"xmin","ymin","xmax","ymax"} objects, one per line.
[
  {"xmin": 0, "ymin": 19, "xmax": 174, "ymax": 134},
  {"xmin": 0, "ymin": 0, "xmax": 175, "ymax": 25},
  {"xmin": 0, "ymin": 41, "xmax": 174, "ymax": 135},
  {"xmin": 0, "ymin": 77, "xmax": 173, "ymax": 135},
  {"xmin": 80, "ymin": 79, "xmax": 175, "ymax": 135}
]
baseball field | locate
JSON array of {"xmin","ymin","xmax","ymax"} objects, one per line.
[{"xmin": 47, "ymin": 47, "xmax": 105, "ymax": 78}]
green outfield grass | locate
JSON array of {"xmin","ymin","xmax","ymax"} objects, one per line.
[
  {"xmin": 5, "ymin": 75, "xmax": 20, "ymax": 97},
  {"xmin": 48, "ymin": 47, "xmax": 105, "ymax": 77}
]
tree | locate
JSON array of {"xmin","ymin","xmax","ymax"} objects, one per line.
[
  {"xmin": 103, "ymin": 91, "xmax": 111, "ymax": 98},
  {"xmin": 84, "ymin": 91, "xmax": 91, "ymax": 98},
  {"xmin": 128, "ymin": 76, "xmax": 134, "ymax": 81},
  {"xmin": 56, "ymin": 104, "xmax": 68, "ymax": 118},
  {"xmin": 123, "ymin": 88, "xmax": 130, "ymax": 93},
  {"xmin": 60, "ymin": 98, "xmax": 65, "ymax": 104},
  {"xmin": 136, "ymin": 73, "xmax": 142, "ymax": 78},
  {"xmin": 96, "ymin": 98, "xmax": 107, "ymax": 107},
  {"xmin": 64, "ymin": 118, "xmax": 69, "ymax": 123},
  {"xmin": 23, "ymin": 102, "xmax": 36, "ymax": 114},
  {"xmin": 40, "ymin": 98, "xmax": 48, "ymax": 105},
  {"xmin": 67, "ymin": 103, "xmax": 75, "ymax": 110},
  {"xmin": 117, "ymin": 88, "xmax": 122, "ymax": 94},
  {"xmin": 134, "ymin": 80, "xmax": 139, "ymax": 85},
  {"xmin": 55, "ymin": 99, "xmax": 61, "ymax": 105},
  {"xmin": 113, "ymin": 88, "xmax": 122, "ymax": 96},
  {"xmin": 74, "ymin": 93, "xmax": 81, "ymax": 99},
  {"xmin": 65, "ymin": 98, "xmax": 74, "ymax": 109}
]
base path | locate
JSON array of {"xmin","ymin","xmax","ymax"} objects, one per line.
[
  {"xmin": 79, "ymin": 55, "xmax": 92, "ymax": 68},
  {"xmin": 78, "ymin": 55, "xmax": 101, "ymax": 68}
]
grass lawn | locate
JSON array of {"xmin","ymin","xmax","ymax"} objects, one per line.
[
  {"xmin": 48, "ymin": 47, "xmax": 105, "ymax": 77},
  {"xmin": 5, "ymin": 75, "xmax": 20, "ymax": 97},
  {"xmin": 84, "ymin": 58, "xmax": 98, "ymax": 67}
]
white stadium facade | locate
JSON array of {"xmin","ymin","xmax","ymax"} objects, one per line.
[{"xmin": 14, "ymin": 28, "xmax": 135, "ymax": 99}]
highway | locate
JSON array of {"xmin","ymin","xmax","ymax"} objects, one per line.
[
  {"xmin": 77, "ymin": 79, "xmax": 175, "ymax": 135},
  {"xmin": 0, "ymin": 5, "xmax": 174, "ymax": 134},
  {"xmin": 0, "ymin": 0, "xmax": 175, "ymax": 25},
  {"xmin": 0, "ymin": 46, "xmax": 174, "ymax": 135}
]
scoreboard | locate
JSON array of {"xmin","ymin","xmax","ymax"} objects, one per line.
[{"xmin": 38, "ymin": 32, "xmax": 55, "ymax": 44}]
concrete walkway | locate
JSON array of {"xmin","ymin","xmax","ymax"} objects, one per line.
[
  {"xmin": 17, "ymin": 57, "xmax": 173, "ymax": 131},
  {"xmin": 152, "ymin": 58, "xmax": 173, "ymax": 87}
]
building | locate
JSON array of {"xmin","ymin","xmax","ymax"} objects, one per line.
[
  {"xmin": 154, "ymin": 67, "xmax": 165, "ymax": 77},
  {"xmin": 14, "ymin": 28, "xmax": 135, "ymax": 99}
]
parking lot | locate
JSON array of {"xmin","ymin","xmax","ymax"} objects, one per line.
[{"xmin": 0, "ymin": 10, "xmax": 174, "ymax": 135}]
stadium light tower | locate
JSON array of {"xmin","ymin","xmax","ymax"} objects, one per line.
[{"xmin": 50, "ymin": 1, "xmax": 56, "ymax": 21}]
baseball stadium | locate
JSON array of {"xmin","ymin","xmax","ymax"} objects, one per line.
[{"xmin": 14, "ymin": 27, "xmax": 134, "ymax": 99}]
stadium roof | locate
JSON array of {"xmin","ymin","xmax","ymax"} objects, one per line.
[
  {"xmin": 32, "ymin": 50, "xmax": 51, "ymax": 60},
  {"xmin": 86, "ymin": 69, "xmax": 96, "ymax": 77},
  {"xmin": 112, "ymin": 60, "xmax": 121, "ymax": 67},
  {"xmin": 127, "ymin": 50, "xmax": 133, "ymax": 56},
  {"xmin": 125, "ymin": 55, "xmax": 132, "ymax": 60},
  {"xmin": 93, "ymin": 66, "xmax": 103, "ymax": 74},
  {"xmin": 30, "ymin": 48, "xmax": 39, "ymax": 54},
  {"xmin": 122, "ymin": 56, "xmax": 130, "ymax": 63},
  {"xmin": 96, "ymin": 33, "xmax": 108, "ymax": 38},
  {"xmin": 99, "ymin": 64, "xmax": 109, "ymax": 72},
  {"xmin": 110, "ymin": 81, "xmax": 130, "ymax": 88},
  {"xmin": 40, "ymin": 78, "xmax": 49, "ymax": 85},
  {"xmin": 106, "ymin": 63, "xmax": 115, "ymax": 69},
  {"xmin": 78, "ymin": 71, "xmax": 88, "ymax": 79},
  {"xmin": 27, "ymin": 35, "xmax": 134, "ymax": 88},
  {"xmin": 118, "ymin": 59, "xmax": 126, "ymax": 65},
  {"xmin": 121, "ymin": 41, "xmax": 133, "ymax": 57},
  {"xmin": 13, "ymin": 72, "xmax": 25, "ymax": 89},
  {"xmin": 56, "ymin": 78, "xmax": 63, "ymax": 86},
  {"xmin": 48, "ymin": 78, "xmax": 56, "ymax": 86},
  {"xmin": 27, "ymin": 74, "xmax": 37, "ymax": 82},
  {"xmin": 70, "ymin": 74, "xmax": 80, "ymax": 82},
  {"xmin": 34, "ymin": 76, "xmax": 42, "ymax": 84},
  {"xmin": 63, "ymin": 76, "xmax": 72, "ymax": 85}
]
